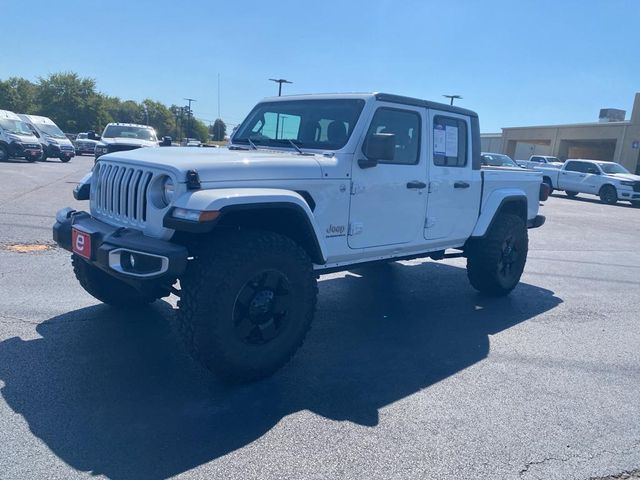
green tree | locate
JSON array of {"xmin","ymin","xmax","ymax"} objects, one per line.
[
  {"xmin": 0, "ymin": 77, "xmax": 39, "ymax": 113},
  {"xmin": 37, "ymin": 72, "xmax": 99, "ymax": 132},
  {"xmin": 210, "ymin": 118, "xmax": 227, "ymax": 141}
]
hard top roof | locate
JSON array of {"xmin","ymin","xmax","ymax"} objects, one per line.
[{"xmin": 259, "ymin": 92, "xmax": 478, "ymax": 118}]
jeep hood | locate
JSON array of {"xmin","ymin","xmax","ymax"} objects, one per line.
[{"xmin": 101, "ymin": 146, "xmax": 324, "ymax": 181}]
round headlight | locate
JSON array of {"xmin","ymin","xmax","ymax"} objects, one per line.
[{"xmin": 162, "ymin": 177, "xmax": 175, "ymax": 205}]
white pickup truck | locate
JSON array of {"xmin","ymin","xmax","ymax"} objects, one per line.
[
  {"xmin": 517, "ymin": 155, "xmax": 563, "ymax": 169},
  {"xmin": 53, "ymin": 92, "xmax": 547, "ymax": 382},
  {"xmin": 533, "ymin": 158, "xmax": 640, "ymax": 206}
]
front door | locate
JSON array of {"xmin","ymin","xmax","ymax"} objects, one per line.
[
  {"xmin": 424, "ymin": 111, "xmax": 480, "ymax": 244},
  {"xmin": 348, "ymin": 105, "xmax": 427, "ymax": 249}
]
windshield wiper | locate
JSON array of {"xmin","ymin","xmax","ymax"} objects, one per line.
[{"xmin": 288, "ymin": 139, "xmax": 303, "ymax": 154}]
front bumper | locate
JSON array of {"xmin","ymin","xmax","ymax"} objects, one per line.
[
  {"xmin": 9, "ymin": 141, "xmax": 42, "ymax": 159},
  {"xmin": 53, "ymin": 208, "xmax": 188, "ymax": 283}
]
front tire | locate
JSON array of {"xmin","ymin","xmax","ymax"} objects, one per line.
[
  {"xmin": 631, "ymin": 200, "xmax": 640, "ymax": 208},
  {"xmin": 599, "ymin": 185, "xmax": 618, "ymax": 205},
  {"xmin": 72, "ymin": 255, "xmax": 159, "ymax": 307},
  {"xmin": 565, "ymin": 191, "xmax": 579, "ymax": 198},
  {"xmin": 466, "ymin": 214, "xmax": 528, "ymax": 297},
  {"xmin": 178, "ymin": 230, "xmax": 317, "ymax": 383},
  {"xmin": 0, "ymin": 145, "xmax": 9, "ymax": 162},
  {"xmin": 542, "ymin": 177, "xmax": 554, "ymax": 194},
  {"xmin": 60, "ymin": 156, "xmax": 71, "ymax": 163}
]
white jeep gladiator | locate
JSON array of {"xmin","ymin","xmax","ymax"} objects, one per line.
[
  {"xmin": 54, "ymin": 93, "xmax": 547, "ymax": 382},
  {"xmin": 532, "ymin": 158, "xmax": 640, "ymax": 206}
]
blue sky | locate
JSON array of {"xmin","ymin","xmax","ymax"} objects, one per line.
[{"xmin": 1, "ymin": 0, "xmax": 638, "ymax": 132}]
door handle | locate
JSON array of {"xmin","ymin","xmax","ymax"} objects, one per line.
[
  {"xmin": 406, "ymin": 180, "xmax": 427, "ymax": 189},
  {"xmin": 454, "ymin": 181, "xmax": 470, "ymax": 189}
]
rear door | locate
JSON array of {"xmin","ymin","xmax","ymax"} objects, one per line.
[
  {"xmin": 424, "ymin": 111, "xmax": 480, "ymax": 243},
  {"xmin": 348, "ymin": 105, "xmax": 427, "ymax": 249}
]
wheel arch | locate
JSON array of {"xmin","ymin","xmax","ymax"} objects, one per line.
[
  {"xmin": 170, "ymin": 188, "xmax": 327, "ymax": 264},
  {"xmin": 470, "ymin": 193, "xmax": 528, "ymax": 238}
]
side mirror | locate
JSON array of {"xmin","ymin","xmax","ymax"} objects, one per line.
[
  {"xmin": 87, "ymin": 131, "xmax": 100, "ymax": 141},
  {"xmin": 360, "ymin": 133, "xmax": 395, "ymax": 168},
  {"xmin": 160, "ymin": 136, "xmax": 172, "ymax": 147}
]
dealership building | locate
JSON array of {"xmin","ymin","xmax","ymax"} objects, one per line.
[{"xmin": 481, "ymin": 92, "xmax": 640, "ymax": 174}]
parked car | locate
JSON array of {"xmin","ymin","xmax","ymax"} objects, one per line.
[
  {"xmin": 54, "ymin": 92, "xmax": 546, "ymax": 383},
  {"xmin": 481, "ymin": 152, "xmax": 520, "ymax": 168},
  {"xmin": 18, "ymin": 114, "xmax": 75, "ymax": 162},
  {"xmin": 74, "ymin": 132, "xmax": 99, "ymax": 156},
  {"xmin": 0, "ymin": 109, "xmax": 43, "ymax": 162},
  {"xmin": 534, "ymin": 159, "xmax": 640, "ymax": 206},
  {"xmin": 90, "ymin": 123, "xmax": 171, "ymax": 161},
  {"xmin": 517, "ymin": 155, "xmax": 563, "ymax": 169},
  {"xmin": 181, "ymin": 138, "xmax": 202, "ymax": 147}
]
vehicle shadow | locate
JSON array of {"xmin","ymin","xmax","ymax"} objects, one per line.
[
  {"xmin": 0, "ymin": 261, "xmax": 561, "ymax": 479},
  {"xmin": 550, "ymin": 192, "xmax": 637, "ymax": 208}
]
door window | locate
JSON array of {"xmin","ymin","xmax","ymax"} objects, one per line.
[
  {"xmin": 433, "ymin": 116, "xmax": 467, "ymax": 167},
  {"xmin": 363, "ymin": 108, "xmax": 421, "ymax": 165},
  {"xmin": 565, "ymin": 161, "xmax": 587, "ymax": 172}
]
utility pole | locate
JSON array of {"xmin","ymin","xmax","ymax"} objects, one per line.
[
  {"xmin": 443, "ymin": 94, "xmax": 462, "ymax": 106},
  {"xmin": 217, "ymin": 73, "xmax": 221, "ymax": 119},
  {"xmin": 269, "ymin": 78, "xmax": 292, "ymax": 96},
  {"xmin": 268, "ymin": 79, "xmax": 292, "ymax": 139},
  {"xmin": 184, "ymin": 97, "xmax": 196, "ymax": 140}
]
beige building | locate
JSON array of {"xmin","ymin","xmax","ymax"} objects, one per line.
[{"xmin": 482, "ymin": 93, "xmax": 640, "ymax": 174}]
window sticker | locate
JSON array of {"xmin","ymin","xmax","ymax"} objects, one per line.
[
  {"xmin": 445, "ymin": 125, "xmax": 458, "ymax": 157},
  {"xmin": 434, "ymin": 124, "xmax": 446, "ymax": 155}
]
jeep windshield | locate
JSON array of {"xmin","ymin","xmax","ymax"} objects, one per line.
[
  {"xmin": 103, "ymin": 125, "xmax": 157, "ymax": 141},
  {"xmin": 233, "ymin": 99, "xmax": 365, "ymax": 150},
  {"xmin": 0, "ymin": 119, "xmax": 33, "ymax": 136}
]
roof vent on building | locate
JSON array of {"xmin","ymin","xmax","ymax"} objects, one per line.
[{"xmin": 599, "ymin": 108, "xmax": 626, "ymax": 123}]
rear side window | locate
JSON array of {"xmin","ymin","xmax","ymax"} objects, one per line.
[
  {"xmin": 433, "ymin": 116, "xmax": 467, "ymax": 167},
  {"xmin": 565, "ymin": 161, "xmax": 586, "ymax": 172},
  {"xmin": 363, "ymin": 108, "xmax": 421, "ymax": 165}
]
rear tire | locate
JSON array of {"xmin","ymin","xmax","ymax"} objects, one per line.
[
  {"xmin": 72, "ymin": 255, "xmax": 158, "ymax": 307},
  {"xmin": 60, "ymin": 156, "xmax": 71, "ymax": 163},
  {"xmin": 466, "ymin": 214, "xmax": 528, "ymax": 297},
  {"xmin": 599, "ymin": 185, "xmax": 618, "ymax": 205},
  {"xmin": 178, "ymin": 230, "xmax": 317, "ymax": 383},
  {"xmin": 542, "ymin": 177, "xmax": 554, "ymax": 194},
  {"xmin": 0, "ymin": 145, "xmax": 9, "ymax": 162},
  {"xmin": 565, "ymin": 191, "xmax": 579, "ymax": 198}
]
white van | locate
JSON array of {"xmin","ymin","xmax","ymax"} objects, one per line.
[
  {"xmin": 18, "ymin": 114, "xmax": 75, "ymax": 162},
  {"xmin": 0, "ymin": 110, "xmax": 43, "ymax": 162}
]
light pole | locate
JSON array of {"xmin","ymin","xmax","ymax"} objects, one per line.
[
  {"xmin": 269, "ymin": 78, "xmax": 292, "ymax": 96},
  {"xmin": 184, "ymin": 97, "xmax": 196, "ymax": 140},
  {"xmin": 443, "ymin": 94, "xmax": 462, "ymax": 106}
]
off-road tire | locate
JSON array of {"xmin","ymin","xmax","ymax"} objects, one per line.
[
  {"xmin": 599, "ymin": 185, "xmax": 618, "ymax": 205},
  {"xmin": 565, "ymin": 191, "xmax": 578, "ymax": 198},
  {"xmin": 72, "ymin": 255, "xmax": 158, "ymax": 307},
  {"xmin": 466, "ymin": 213, "xmax": 528, "ymax": 297},
  {"xmin": 178, "ymin": 230, "xmax": 318, "ymax": 383}
]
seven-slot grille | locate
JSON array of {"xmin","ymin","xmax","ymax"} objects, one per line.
[{"xmin": 93, "ymin": 162, "xmax": 154, "ymax": 226}]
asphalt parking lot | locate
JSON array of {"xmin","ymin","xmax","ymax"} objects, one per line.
[{"xmin": 0, "ymin": 154, "xmax": 639, "ymax": 480}]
